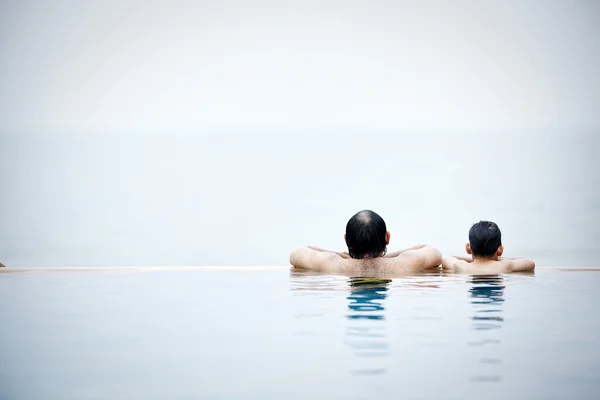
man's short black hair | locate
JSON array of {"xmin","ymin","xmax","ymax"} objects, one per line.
[
  {"xmin": 345, "ymin": 210, "xmax": 387, "ymax": 259},
  {"xmin": 469, "ymin": 221, "xmax": 502, "ymax": 257}
]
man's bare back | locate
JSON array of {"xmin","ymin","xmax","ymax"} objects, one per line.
[
  {"xmin": 288, "ymin": 210, "xmax": 442, "ymax": 275},
  {"xmin": 290, "ymin": 244, "xmax": 442, "ymax": 274}
]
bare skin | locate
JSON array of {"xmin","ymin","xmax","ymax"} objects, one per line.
[
  {"xmin": 442, "ymin": 243, "xmax": 535, "ymax": 274},
  {"xmin": 289, "ymin": 242, "xmax": 442, "ymax": 274}
]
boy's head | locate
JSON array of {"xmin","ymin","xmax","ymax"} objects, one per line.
[{"xmin": 466, "ymin": 221, "xmax": 503, "ymax": 259}]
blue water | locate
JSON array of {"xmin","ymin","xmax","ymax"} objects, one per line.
[{"xmin": 1, "ymin": 267, "xmax": 599, "ymax": 400}]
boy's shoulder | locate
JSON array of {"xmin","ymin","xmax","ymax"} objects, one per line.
[
  {"xmin": 446, "ymin": 258, "xmax": 511, "ymax": 274},
  {"xmin": 471, "ymin": 259, "xmax": 512, "ymax": 273}
]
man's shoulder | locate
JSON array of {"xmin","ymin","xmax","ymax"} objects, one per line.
[
  {"xmin": 324, "ymin": 257, "xmax": 394, "ymax": 273},
  {"xmin": 390, "ymin": 247, "xmax": 441, "ymax": 269},
  {"xmin": 378, "ymin": 255, "xmax": 426, "ymax": 272},
  {"xmin": 311, "ymin": 252, "xmax": 358, "ymax": 272}
]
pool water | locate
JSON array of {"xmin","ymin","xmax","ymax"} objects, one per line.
[{"xmin": 1, "ymin": 267, "xmax": 599, "ymax": 400}]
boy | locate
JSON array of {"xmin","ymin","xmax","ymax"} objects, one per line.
[{"xmin": 442, "ymin": 221, "xmax": 535, "ymax": 274}]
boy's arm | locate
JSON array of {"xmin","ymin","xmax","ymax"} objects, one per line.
[
  {"xmin": 442, "ymin": 255, "xmax": 473, "ymax": 271},
  {"xmin": 504, "ymin": 257, "xmax": 535, "ymax": 272},
  {"xmin": 442, "ymin": 256, "xmax": 459, "ymax": 271},
  {"xmin": 289, "ymin": 247, "xmax": 343, "ymax": 271},
  {"xmin": 452, "ymin": 255, "xmax": 473, "ymax": 262},
  {"xmin": 393, "ymin": 245, "xmax": 442, "ymax": 270}
]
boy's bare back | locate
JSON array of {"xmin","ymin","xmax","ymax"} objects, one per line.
[
  {"xmin": 442, "ymin": 256, "xmax": 535, "ymax": 274},
  {"xmin": 443, "ymin": 220, "xmax": 535, "ymax": 274}
]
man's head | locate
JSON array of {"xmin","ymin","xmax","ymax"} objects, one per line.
[
  {"xmin": 344, "ymin": 210, "xmax": 390, "ymax": 259},
  {"xmin": 466, "ymin": 220, "xmax": 503, "ymax": 259}
]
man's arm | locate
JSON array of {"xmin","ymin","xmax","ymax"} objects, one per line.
[
  {"xmin": 306, "ymin": 246, "xmax": 351, "ymax": 259},
  {"xmin": 289, "ymin": 247, "xmax": 344, "ymax": 271},
  {"xmin": 384, "ymin": 244, "xmax": 426, "ymax": 258},
  {"xmin": 392, "ymin": 245, "xmax": 442, "ymax": 270}
]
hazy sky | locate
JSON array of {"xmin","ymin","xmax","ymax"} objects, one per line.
[
  {"xmin": 1, "ymin": 0, "xmax": 599, "ymax": 135},
  {"xmin": 0, "ymin": 1, "xmax": 598, "ymax": 266}
]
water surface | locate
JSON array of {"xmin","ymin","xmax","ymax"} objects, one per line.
[{"xmin": 1, "ymin": 267, "xmax": 599, "ymax": 399}]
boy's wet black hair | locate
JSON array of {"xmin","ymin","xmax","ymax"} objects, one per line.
[{"xmin": 469, "ymin": 221, "xmax": 502, "ymax": 257}]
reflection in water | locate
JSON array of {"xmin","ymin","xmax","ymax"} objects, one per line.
[
  {"xmin": 470, "ymin": 275, "xmax": 505, "ymax": 331},
  {"xmin": 468, "ymin": 275, "xmax": 505, "ymax": 383},
  {"xmin": 289, "ymin": 271, "xmax": 443, "ymax": 379},
  {"xmin": 345, "ymin": 278, "xmax": 391, "ymax": 375},
  {"xmin": 347, "ymin": 278, "xmax": 391, "ymax": 320}
]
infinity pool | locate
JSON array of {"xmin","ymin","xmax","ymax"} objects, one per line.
[{"xmin": 1, "ymin": 267, "xmax": 599, "ymax": 400}]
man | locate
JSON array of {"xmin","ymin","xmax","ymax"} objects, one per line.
[
  {"xmin": 442, "ymin": 220, "xmax": 535, "ymax": 274},
  {"xmin": 289, "ymin": 210, "xmax": 442, "ymax": 273}
]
